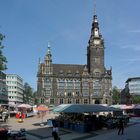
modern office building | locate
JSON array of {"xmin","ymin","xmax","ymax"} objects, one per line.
[
  {"xmin": 6, "ymin": 74, "xmax": 24, "ymax": 105},
  {"xmin": 0, "ymin": 71, "xmax": 8, "ymax": 104},
  {"xmin": 126, "ymin": 77, "xmax": 140, "ymax": 95},
  {"xmin": 37, "ymin": 12, "xmax": 112, "ymax": 106},
  {"xmin": 120, "ymin": 77, "xmax": 140, "ymax": 104}
]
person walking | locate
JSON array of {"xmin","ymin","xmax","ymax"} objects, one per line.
[
  {"xmin": 52, "ymin": 124, "xmax": 60, "ymax": 140},
  {"xmin": 118, "ymin": 117, "xmax": 124, "ymax": 135}
]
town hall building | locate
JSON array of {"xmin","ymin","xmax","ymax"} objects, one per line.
[{"xmin": 37, "ymin": 12, "xmax": 112, "ymax": 106}]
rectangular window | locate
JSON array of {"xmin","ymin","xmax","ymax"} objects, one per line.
[
  {"xmin": 50, "ymin": 99, "xmax": 54, "ymax": 104},
  {"xmin": 68, "ymin": 99, "xmax": 72, "ymax": 104},
  {"xmin": 84, "ymin": 99, "xmax": 88, "ymax": 104},
  {"xmin": 60, "ymin": 99, "xmax": 63, "ymax": 104},
  {"xmin": 76, "ymin": 99, "xmax": 79, "ymax": 104}
]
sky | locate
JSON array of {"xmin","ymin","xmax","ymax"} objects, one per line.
[{"xmin": 0, "ymin": 0, "xmax": 140, "ymax": 91}]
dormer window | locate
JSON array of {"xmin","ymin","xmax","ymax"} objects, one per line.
[
  {"xmin": 60, "ymin": 70, "xmax": 63, "ymax": 74},
  {"xmin": 75, "ymin": 70, "xmax": 80, "ymax": 76},
  {"xmin": 68, "ymin": 70, "xmax": 71, "ymax": 73},
  {"xmin": 67, "ymin": 70, "xmax": 72, "ymax": 76},
  {"xmin": 59, "ymin": 70, "xmax": 64, "ymax": 76},
  {"xmin": 95, "ymin": 72, "xmax": 100, "ymax": 76}
]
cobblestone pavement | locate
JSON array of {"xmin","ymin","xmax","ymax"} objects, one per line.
[{"xmin": 0, "ymin": 114, "xmax": 140, "ymax": 140}]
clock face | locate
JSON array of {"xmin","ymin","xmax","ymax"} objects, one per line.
[{"xmin": 94, "ymin": 40, "xmax": 100, "ymax": 44}]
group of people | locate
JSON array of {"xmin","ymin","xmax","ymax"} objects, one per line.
[
  {"xmin": 50, "ymin": 113, "xmax": 126, "ymax": 139},
  {"xmin": 51, "ymin": 117, "xmax": 125, "ymax": 140},
  {"xmin": 0, "ymin": 107, "xmax": 9, "ymax": 122}
]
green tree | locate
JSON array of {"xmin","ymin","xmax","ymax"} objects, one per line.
[
  {"xmin": 112, "ymin": 86, "xmax": 121, "ymax": 104},
  {"xmin": 0, "ymin": 33, "xmax": 7, "ymax": 70},
  {"xmin": 23, "ymin": 82, "xmax": 33, "ymax": 104},
  {"xmin": 33, "ymin": 91, "xmax": 39, "ymax": 105},
  {"xmin": 132, "ymin": 95, "xmax": 140, "ymax": 104}
]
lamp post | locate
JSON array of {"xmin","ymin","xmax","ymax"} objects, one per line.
[{"xmin": 89, "ymin": 80, "xmax": 91, "ymax": 104}]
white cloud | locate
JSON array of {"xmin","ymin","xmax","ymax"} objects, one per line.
[
  {"xmin": 122, "ymin": 58, "xmax": 140, "ymax": 63},
  {"xmin": 121, "ymin": 44, "xmax": 140, "ymax": 51}
]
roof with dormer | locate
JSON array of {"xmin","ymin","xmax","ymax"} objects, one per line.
[{"xmin": 53, "ymin": 64, "xmax": 85, "ymax": 77}]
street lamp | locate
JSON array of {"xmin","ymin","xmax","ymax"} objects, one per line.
[
  {"xmin": 89, "ymin": 80, "xmax": 91, "ymax": 104},
  {"xmin": 72, "ymin": 92, "xmax": 75, "ymax": 96},
  {"xmin": 64, "ymin": 92, "xmax": 66, "ymax": 97}
]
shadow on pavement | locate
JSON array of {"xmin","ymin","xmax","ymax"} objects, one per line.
[{"xmin": 27, "ymin": 127, "xmax": 72, "ymax": 139}]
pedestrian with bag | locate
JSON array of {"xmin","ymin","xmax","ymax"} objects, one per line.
[
  {"xmin": 52, "ymin": 124, "xmax": 60, "ymax": 140},
  {"xmin": 118, "ymin": 117, "xmax": 124, "ymax": 135}
]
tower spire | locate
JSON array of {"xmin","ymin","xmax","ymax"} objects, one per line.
[
  {"xmin": 47, "ymin": 42, "xmax": 51, "ymax": 55},
  {"xmin": 45, "ymin": 42, "xmax": 52, "ymax": 63},
  {"xmin": 91, "ymin": 1, "xmax": 100, "ymax": 38},
  {"xmin": 48, "ymin": 42, "xmax": 50, "ymax": 48},
  {"xmin": 38, "ymin": 57, "xmax": 41, "ymax": 64},
  {"xmin": 87, "ymin": 2, "xmax": 105, "ymax": 74},
  {"xmin": 38, "ymin": 57, "xmax": 42, "ymax": 73},
  {"xmin": 93, "ymin": 0, "xmax": 98, "ymax": 24},
  {"xmin": 93, "ymin": 0, "xmax": 96, "ymax": 16}
]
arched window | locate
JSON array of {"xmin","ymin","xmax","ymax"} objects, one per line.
[
  {"xmin": 95, "ymin": 99, "xmax": 100, "ymax": 104},
  {"xmin": 105, "ymin": 99, "xmax": 108, "ymax": 104}
]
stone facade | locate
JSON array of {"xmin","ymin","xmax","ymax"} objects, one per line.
[{"xmin": 37, "ymin": 13, "xmax": 112, "ymax": 106}]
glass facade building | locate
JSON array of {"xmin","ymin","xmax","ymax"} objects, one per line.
[{"xmin": 126, "ymin": 77, "xmax": 140, "ymax": 95}]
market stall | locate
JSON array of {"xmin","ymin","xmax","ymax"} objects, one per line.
[
  {"xmin": 16, "ymin": 104, "xmax": 33, "ymax": 120},
  {"xmin": 53, "ymin": 104, "xmax": 122, "ymax": 132}
]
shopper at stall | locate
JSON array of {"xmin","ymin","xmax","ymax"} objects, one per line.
[
  {"xmin": 118, "ymin": 117, "xmax": 124, "ymax": 135},
  {"xmin": 52, "ymin": 124, "xmax": 60, "ymax": 140}
]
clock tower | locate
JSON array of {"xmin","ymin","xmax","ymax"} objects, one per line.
[
  {"xmin": 37, "ymin": 6, "xmax": 112, "ymax": 106},
  {"xmin": 87, "ymin": 14, "xmax": 105, "ymax": 75}
]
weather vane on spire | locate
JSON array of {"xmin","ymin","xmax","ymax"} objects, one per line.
[
  {"xmin": 94, "ymin": 0, "xmax": 96, "ymax": 15},
  {"xmin": 38, "ymin": 57, "xmax": 41, "ymax": 65},
  {"xmin": 48, "ymin": 42, "xmax": 50, "ymax": 48},
  {"xmin": 47, "ymin": 42, "xmax": 51, "ymax": 55}
]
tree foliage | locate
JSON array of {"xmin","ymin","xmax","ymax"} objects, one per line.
[
  {"xmin": 33, "ymin": 91, "xmax": 39, "ymax": 105},
  {"xmin": 0, "ymin": 33, "xmax": 7, "ymax": 70},
  {"xmin": 132, "ymin": 95, "xmax": 140, "ymax": 104},
  {"xmin": 23, "ymin": 82, "xmax": 33, "ymax": 104},
  {"xmin": 112, "ymin": 86, "xmax": 121, "ymax": 104}
]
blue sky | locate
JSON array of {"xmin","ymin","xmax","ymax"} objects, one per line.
[{"xmin": 0, "ymin": 0, "xmax": 140, "ymax": 91}]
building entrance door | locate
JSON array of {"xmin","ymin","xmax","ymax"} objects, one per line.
[{"xmin": 95, "ymin": 99, "xmax": 100, "ymax": 104}]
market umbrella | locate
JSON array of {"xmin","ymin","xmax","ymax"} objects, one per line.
[
  {"xmin": 134, "ymin": 104, "xmax": 140, "ymax": 109},
  {"xmin": 17, "ymin": 104, "xmax": 32, "ymax": 119},
  {"xmin": 17, "ymin": 104, "xmax": 32, "ymax": 109},
  {"xmin": 120, "ymin": 104, "xmax": 135, "ymax": 110},
  {"xmin": 36, "ymin": 105, "xmax": 49, "ymax": 112},
  {"xmin": 36, "ymin": 105, "xmax": 49, "ymax": 125}
]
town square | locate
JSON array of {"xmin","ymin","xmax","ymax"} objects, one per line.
[{"xmin": 0, "ymin": 0, "xmax": 140, "ymax": 139}]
